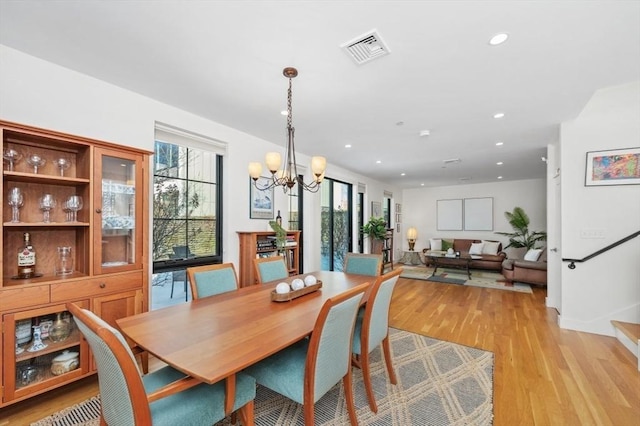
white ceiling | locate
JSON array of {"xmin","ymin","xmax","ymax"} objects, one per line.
[{"xmin": 1, "ymin": 1, "xmax": 639, "ymax": 188}]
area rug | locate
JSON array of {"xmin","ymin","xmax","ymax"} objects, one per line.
[
  {"xmin": 400, "ymin": 265, "xmax": 533, "ymax": 294},
  {"xmin": 32, "ymin": 328, "xmax": 494, "ymax": 426}
]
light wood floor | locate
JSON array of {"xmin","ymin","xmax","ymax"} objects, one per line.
[{"xmin": 2, "ymin": 277, "xmax": 639, "ymax": 425}]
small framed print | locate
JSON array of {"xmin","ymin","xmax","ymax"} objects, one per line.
[
  {"xmin": 371, "ymin": 201, "xmax": 382, "ymax": 217},
  {"xmin": 249, "ymin": 177, "xmax": 274, "ymax": 219},
  {"xmin": 395, "ymin": 203, "xmax": 402, "ymax": 214},
  {"xmin": 585, "ymin": 147, "xmax": 640, "ymax": 186}
]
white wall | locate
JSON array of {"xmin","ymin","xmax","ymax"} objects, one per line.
[
  {"xmin": 559, "ymin": 81, "xmax": 640, "ymax": 336},
  {"xmin": 0, "ymin": 45, "xmax": 401, "ymax": 275},
  {"xmin": 402, "ymin": 179, "xmax": 547, "ymax": 256}
]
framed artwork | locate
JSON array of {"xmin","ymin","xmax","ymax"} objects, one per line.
[
  {"xmin": 249, "ymin": 177, "xmax": 274, "ymax": 219},
  {"xmin": 371, "ymin": 201, "xmax": 382, "ymax": 217},
  {"xmin": 396, "ymin": 213, "xmax": 402, "ymax": 223},
  {"xmin": 437, "ymin": 199, "xmax": 463, "ymax": 231},
  {"xmin": 464, "ymin": 197, "xmax": 493, "ymax": 231},
  {"xmin": 585, "ymin": 147, "xmax": 640, "ymax": 186},
  {"xmin": 395, "ymin": 203, "xmax": 402, "ymax": 214},
  {"xmin": 396, "ymin": 223, "xmax": 401, "ymax": 233}
]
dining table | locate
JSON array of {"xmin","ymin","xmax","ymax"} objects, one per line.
[{"xmin": 116, "ymin": 270, "xmax": 374, "ymax": 414}]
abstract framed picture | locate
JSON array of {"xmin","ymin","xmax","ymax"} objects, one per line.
[
  {"xmin": 249, "ymin": 177, "xmax": 274, "ymax": 219},
  {"xmin": 371, "ymin": 201, "xmax": 382, "ymax": 217},
  {"xmin": 585, "ymin": 147, "xmax": 640, "ymax": 186}
]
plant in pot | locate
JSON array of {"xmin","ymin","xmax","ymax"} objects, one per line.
[
  {"xmin": 495, "ymin": 206, "xmax": 547, "ymax": 250},
  {"xmin": 362, "ymin": 216, "xmax": 388, "ymax": 254},
  {"xmin": 269, "ymin": 220, "xmax": 287, "ymax": 249}
]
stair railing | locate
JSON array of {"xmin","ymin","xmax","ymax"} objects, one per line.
[{"xmin": 562, "ymin": 230, "xmax": 640, "ymax": 269}]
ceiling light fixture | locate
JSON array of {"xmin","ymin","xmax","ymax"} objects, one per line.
[
  {"xmin": 497, "ymin": 176, "xmax": 503, "ymax": 179},
  {"xmin": 493, "ymin": 112, "xmax": 505, "ymax": 119},
  {"xmin": 249, "ymin": 67, "xmax": 326, "ymax": 193},
  {"xmin": 497, "ymin": 161, "xmax": 503, "ymax": 165},
  {"xmin": 376, "ymin": 160, "xmax": 382, "ymax": 164},
  {"xmin": 401, "ymin": 172, "xmax": 406, "ymax": 176},
  {"xmin": 495, "ymin": 141, "xmax": 504, "ymax": 146},
  {"xmin": 345, "ymin": 144, "xmax": 352, "ymax": 148},
  {"xmin": 489, "ymin": 33, "xmax": 509, "ymax": 46},
  {"xmin": 419, "ymin": 130, "xmax": 430, "ymax": 137}
]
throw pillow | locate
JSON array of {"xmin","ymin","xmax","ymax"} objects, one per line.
[
  {"xmin": 481, "ymin": 240, "xmax": 500, "ymax": 255},
  {"xmin": 524, "ymin": 249, "xmax": 542, "ymax": 261},
  {"xmin": 469, "ymin": 242, "xmax": 484, "ymax": 255},
  {"xmin": 429, "ymin": 238, "xmax": 442, "ymax": 251},
  {"xmin": 441, "ymin": 239, "xmax": 454, "ymax": 251}
]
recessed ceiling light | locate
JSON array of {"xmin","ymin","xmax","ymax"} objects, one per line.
[
  {"xmin": 495, "ymin": 142, "xmax": 504, "ymax": 146},
  {"xmin": 489, "ymin": 33, "xmax": 509, "ymax": 46},
  {"xmin": 421, "ymin": 183, "xmax": 425, "ymax": 186},
  {"xmin": 497, "ymin": 176, "xmax": 503, "ymax": 179},
  {"xmin": 497, "ymin": 161, "xmax": 503, "ymax": 165},
  {"xmin": 401, "ymin": 172, "xmax": 406, "ymax": 176},
  {"xmin": 376, "ymin": 160, "xmax": 382, "ymax": 164},
  {"xmin": 280, "ymin": 110, "xmax": 288, "ymax": 116},
  {"xmin": 493, "ymin": 112, "xmax": 505, "ymax": 119},
  {"xmin": 345, "ymin": 144, "xmax": 352, "ymax": 148},
  {"xmin": 419, "ymin": 130, "xmax": 430, "ymax": 137}
]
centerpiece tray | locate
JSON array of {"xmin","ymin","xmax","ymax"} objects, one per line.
[{"xmin": 271, "ymin": 281, "xmax": 323, "ymax": 302}]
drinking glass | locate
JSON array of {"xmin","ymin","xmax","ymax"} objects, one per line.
[
  {"xmin": 54, "ymin": 157, "xmax": 71, "ymax": 177},
  {"xmin": 67, "ymin": 195, "xmax": 83, "ymax": 222},
  {"xmin": 27, "ymin": 154, "xmax": 46, "ymax": 174},
  {"xmin": 39, "ymin": 194, "xmax": 56, "ymax": 223},
  {"xmin": 3, "ymin": 148, "xmax": 22, "ymax": 171},
  {"xmin": 62, "ymin": 199, "xmax": 71, "ymax": 222},
  {"xmin": 8, "ymin": 187, "xmax": 24, "ymax": 223}
]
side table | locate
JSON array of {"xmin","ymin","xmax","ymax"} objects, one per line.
[{"xmin": 398, "ymin": 250, "xmax": 422, "ymax": 265}]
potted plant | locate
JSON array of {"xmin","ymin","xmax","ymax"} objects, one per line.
[
  {"xmin": 269, "ymin": 220, "xmax": 287, "ymax": 249},
  {"xmin": 495, "ymin": 206, "xmax": 547, "ymax": 250},
  {"xmin": 362, "ymin": 216, "xmax": 388, "ymax": 254}
]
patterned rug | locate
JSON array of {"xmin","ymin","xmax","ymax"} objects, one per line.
[
  {"xmin": 400, "ymin": 265, "xmax": 533, "ymax": 294},
  {"xmin": 32, "ymin": 329, "xmax": 494, "ymax": 426}
]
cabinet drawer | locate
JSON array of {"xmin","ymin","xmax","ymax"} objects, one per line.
[
  {"xmin": 0, "ymin": 285, "xmax": 50, "ymax": 311},
  {"xmin": 51, "ymin": 272, "xmax": 143, "ymax": 302}
]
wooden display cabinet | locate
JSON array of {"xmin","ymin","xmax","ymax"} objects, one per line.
[
  {"xmin": 237, "ymin": 230, "xmax": 301, "ymax": 287},
  {"xmin": 382, "ymin": 228, "xmax": 394, "ymax": 272},
  {"xmin": 0, "ymin": 120, "xmax": 150, "ymax": 407}
]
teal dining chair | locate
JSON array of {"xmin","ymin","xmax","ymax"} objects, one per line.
[
  {"xmin": 343, "ymin": 253, "xmax": 382, "ymax": 276},
  {"xmin": 67, "ymin": 303, "xmax": 256, "ymax": 426},
  {"xmin": 186, "ymin": 263, "xmax": 239, "ymax": 299},
  {"xmin": 352, "ymin": 267, "xmax": 402, "ymax": 413},
  {"xmin": 253, "ymin": 256, "xmax": 289, "ymax": 284},
  {"xmin": 244, "ymin": 282, "xmax": 370, "ymax": 426}
]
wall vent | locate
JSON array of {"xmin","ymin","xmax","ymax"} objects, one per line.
[
  {"xmin": 443, "ymin": 158, "xmax": 461, "ymax": 164},
  {"xmin": 341, "ymin": 29, "xmax": 390, "ymax": 65}
]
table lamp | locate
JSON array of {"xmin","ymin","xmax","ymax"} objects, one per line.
[{"xmin": 407, "ymin": 227, "xmax": 418, "ymax": 251}]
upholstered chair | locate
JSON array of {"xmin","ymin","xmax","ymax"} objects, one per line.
[
  {"xmin": 186, "ymin": 263, "xmax": 239, "ymax": 299},
  {"xmin": 253, "ymin": 257, "xmax": 289, "ymax": 284},
  {"xmin": 343, "ymin": 253, "xmax": 382, "ymax": 276},
  {"xmin": 352, "ymin": 268, "xmax": 402, "ymax": 412},
  {"xmin": 244, "ymin": 282, "xmax": 370, "ymax": 425},
  {"xmin": 67, "ymin": 303, "xmax": 256, "ymax": 426}
]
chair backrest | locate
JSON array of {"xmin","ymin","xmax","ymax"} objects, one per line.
[
  {"xmin": 186, "ymin": 263, "xmax": 239, "ymax": 299},
  {"xmin": 67, "ymin": 303, "xmax": 150, "ymax": 425},
  {"xmin": 306, "ymin": 282, "xmax": 369, "ymax": 401},
  {"xmin": 356, "ymin": 268, "xmax": 402, "ymax": 355},
  {"xmin": 171, "ymin": 245, "xmax": 193, "ymax": 259},
  {"xmin": 344, "ymin": 253, "xmax": 382, "ymax": 276},
  {"xmin": 254, "ymin": 256, "xmax": 289, "ymax": 284}
]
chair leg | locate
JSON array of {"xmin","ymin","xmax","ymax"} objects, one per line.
[
  {"xmin": 237, "ymin": 400, "xmax": 255, "ymax": 426},
  {"xmin": 361, "ymin": 350, "xmax": 377, "ymax": 413},
  {"xmin": 343, "ymin": 370, "xmax": 359, "ymax": 426},
  {"xmin": 382, "ymin": 336, "xmax": 397, "ymax": 385},
  {"xmin": 303, "ymin": 401, "xmax": 315, "ymax": 426}
]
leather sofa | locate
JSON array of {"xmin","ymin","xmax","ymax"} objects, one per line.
[
  {"xmin": 501, "ymin": 247, "xmax": 547, "ymax": 286},
  {"xmin": 422, "ymin": 238, "xmax": 506, "ymax": 271}
]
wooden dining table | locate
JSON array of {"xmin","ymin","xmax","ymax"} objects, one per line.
[{"xmin": 116, "ymin": 270, "xmax": 373, "ymax": 413}]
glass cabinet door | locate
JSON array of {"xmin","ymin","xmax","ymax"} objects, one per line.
[{"xmin": 94, "ymin": 147, "xmax": 144, "ymax": 274}]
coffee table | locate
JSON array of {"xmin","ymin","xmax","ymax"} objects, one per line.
[{"xmin": 424, "ymin": 252, "xmax": 479, "ymax": 279}]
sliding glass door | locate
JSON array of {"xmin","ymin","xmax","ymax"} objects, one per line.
[{"xmin": 320, "ymin": 178, "xmax": 353, "ymax": 271}]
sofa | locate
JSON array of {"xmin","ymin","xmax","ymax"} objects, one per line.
[
  {"xmin": 501, "ymin": 247, "xmax": 547, "ymax": 286},
  {"xmin": 422, "ymin": 238, "xmax": 506, "ymax": 271}
]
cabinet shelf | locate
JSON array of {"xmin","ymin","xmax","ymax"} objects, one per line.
[
  {"xmin": 238, "ymin": 231, "xmax": 301, "ymax": 287},
  {"xmin": 3, "ymin": 222, "xmax": 90, "ymax": 227},
  {"xmin": 3, "ymin": 171, "xmax": 91, "ymax": 186},
  {"xmin": 16, "ymin": 329, "xmax": 81, "ymax": 362}
]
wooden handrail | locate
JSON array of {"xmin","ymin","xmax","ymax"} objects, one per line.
[{"xmin": 562, "ymin": 230, "xmax": 640, "ymax": 269}]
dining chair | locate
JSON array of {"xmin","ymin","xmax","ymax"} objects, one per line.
[
  {"xmin": 351, "ymin": 267, "xmax": 402, "ymax": 413},
  {"xmin": 245, "ymin": 281, "xmax": 370, "ymax": 426},
  {"xmin": 186, "ymin": 263, "xmax": 239, "ymax": 299},
  {"xmin": 253, "ymin": 256, "xmax": 289, "ymax": 284},
  {"xmin": 343, "ymin": 253, "xmax": 382, "ymax": 276},
  {"xmin": 67, "ymin": 303, "xmax": 256, "ymax": 426}
]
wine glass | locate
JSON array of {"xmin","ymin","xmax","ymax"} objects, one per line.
[
  {"xmin": 67, "ymin": 195, "xmax": 83, "ymax": 222},
  {"xmin": 62, "ymin": 199, "xmax": 71, "ymax": 222},
  {"xmin": 3, "ymin": 148, "xmax": 22, "ymax": 171},
  {"xmin": 8, "ymin": 187, "xmax": 24, "ymax": 223},
  {"xmin": 54, "ymin": 157, "xmax": 71, "ymax": 177},
  {"xmin": 27, "ymin": 154, "xmax": 46, "ymax": 174},
  {"xmin": 39, "ymin": 194, "xmax": 56, "ymax": 223}
]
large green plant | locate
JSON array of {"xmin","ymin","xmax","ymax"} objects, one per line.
[
  {"xmin": 362, "ymin": 216, "xmax": 388, "ymax": 241},
  {"xmin": 495, "ymin": 207, "xmax": 547, "ymax": 249}
]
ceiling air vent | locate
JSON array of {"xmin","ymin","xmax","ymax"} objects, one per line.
[
  {"xmin": 443, "ymin": 158, "xmax": 461, "ymax": 165},
  {"xmin": 341, "ymin": 29, "xmax": 390, "ymax": 65}
]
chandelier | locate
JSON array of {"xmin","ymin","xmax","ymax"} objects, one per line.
[{"xmin": 248, "ymin": 67, "xmax": 327, "ymax": 193}]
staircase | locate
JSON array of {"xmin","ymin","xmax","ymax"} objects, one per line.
[{"xmin": 611, "ymin": 320, "xmax": 640, "ymax": 370}]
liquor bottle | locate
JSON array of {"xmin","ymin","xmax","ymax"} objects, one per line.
[
  {"xmin": 276, "ymin": 210, "xmax": 282, "ymax": 227},
  {"xmin": 17, "ymin": 232, "xmax": 36, "ymax": 278}
]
